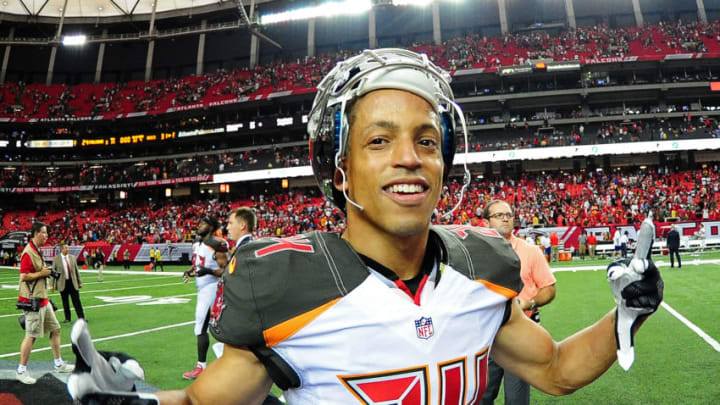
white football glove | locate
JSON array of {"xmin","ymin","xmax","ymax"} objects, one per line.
[
  {"xmin": 67, "ymin": 319, "xmax": 159, "ymax": 405},
  {"xmin": 606, "ymin": 218, "xmax": 663, "ymax": 371}
]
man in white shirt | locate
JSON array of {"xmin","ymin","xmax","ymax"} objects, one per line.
[
  {"xmin": 694, "ymin": 224, "xmax": 706, "ymax": 251},
  {"xmin": 613, "ymin": 229, "xmax": 622, "ymax": 258},
  {"xmin": 540, "ymin": 233, "xmax": 551, "ymax": 261},
  {"xmin": 620, "ymin": 231, "xmax": 629, "ymax": 258}
]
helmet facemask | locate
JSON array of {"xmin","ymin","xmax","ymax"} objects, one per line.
[{"xmin": 308, "ymin": 48, "xmax": 470, "ymax": 216}]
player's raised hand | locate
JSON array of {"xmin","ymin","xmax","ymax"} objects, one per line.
[
  {"xmin": 183, "ymin": 266, "xmax": 199, "ymax": 283},
  {"xmin": 606, "ymin": 218, "xmax": 664, "ymax": 371}
]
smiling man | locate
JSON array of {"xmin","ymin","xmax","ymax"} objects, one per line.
[
  {"xmin": 339, "ymin": 88, "xmax": 445, "ymax": 279},
  {"xmin": 68, "ymin": 48, "xmax": 664, "ymax": 405},
  {"xmin": 482, "ymin": 200, "xmax": 556, "ymax": 405}
]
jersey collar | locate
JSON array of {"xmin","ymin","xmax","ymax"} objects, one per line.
[{"xmin": 357, "ymin": 232, "xmax": 442, "ymax": 284}]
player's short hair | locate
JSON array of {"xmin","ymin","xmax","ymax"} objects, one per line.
[
  {"xmin": 229, "ymin": 207, "xmax": 257, "ymax": 233},
  {"xmin": 29, "ymin": 221, "xmax": 47, "ymax": 238},
  {"xmin": 483, "ymin": 200, "xmax": 512, "ymax": 219}
]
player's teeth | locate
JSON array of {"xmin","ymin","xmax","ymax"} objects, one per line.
[{"xmin": 388, "ymin": 184, "xmax": 423, "ymax": 193}]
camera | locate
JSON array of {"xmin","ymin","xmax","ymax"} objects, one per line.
[
  {"xmin": 49, "ymin": 267, "xmax": 61, "ymax": 280},
  {"xmin": 16, "ymin": 298, "xmax": 41, "ymax": 312}
]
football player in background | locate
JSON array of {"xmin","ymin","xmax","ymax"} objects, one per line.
[
  {"xmin": 68, "ymin": 48, "xmax": 663, "ymax": 405},
  {"xmin": 181, "ymin": 215, "xmax": 228, "ymax": 380}
]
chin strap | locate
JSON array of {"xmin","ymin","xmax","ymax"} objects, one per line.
[
  {"xmin": 335, "ymin": 97, "xmax": 364, "ymax": 212},
  {"xmin": 439, "ymin": 94, "xmax": 471, "ymax": 219}
]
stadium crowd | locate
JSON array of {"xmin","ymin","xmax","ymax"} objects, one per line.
[
  {"xmin": 435, "ymin": 164, "xmax": 720, "ymax": 229},
  {"xmin": 467, "ymin": 115, "xmax": 718, "ymax": 151},
  {"xmin": 2, "ymin": 164, "xmax": 718, "ymax": 246},
  {"xmin": 0, "ymin": 189, "xmax": 336, "ymax": 245},
  {"xmin": 421, "ymin": 19, "xmax": 720, "ymax": 71},
  {"xmin": 1, "ymin": 20, "xmax": 719, "ymax": 120}
]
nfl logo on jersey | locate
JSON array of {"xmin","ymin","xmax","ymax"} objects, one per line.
[{"xmin": 414, "ymin": 316, "xmax": 434, "ymax": 340}]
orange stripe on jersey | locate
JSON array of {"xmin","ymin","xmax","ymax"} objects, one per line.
[
  {"xmin": 264, "ymin": 297, "xmax": 341, "ymax": 347},
  {"xmin": 475, "ymin": 280, "xmax": 518, "ymax": 299}
]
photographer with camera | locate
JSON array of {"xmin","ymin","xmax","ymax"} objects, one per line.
[{"xmin": 16, "ymin": 222, "xmax": 74, "ymax": 385}]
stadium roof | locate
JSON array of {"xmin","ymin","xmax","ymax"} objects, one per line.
[{"xmin": 0, "ymin": 0, "xmax": 277, "ymax": 23}]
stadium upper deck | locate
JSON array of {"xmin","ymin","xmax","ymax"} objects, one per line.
[{"xmin": 1, "ymin": 21, "xmax": 719, "ymax": 121}]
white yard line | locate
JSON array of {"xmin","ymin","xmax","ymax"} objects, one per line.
[
  {"xmin": 0, "ymin": 321, "xmax": 195, "ymax": 358},
  {"xmin": 551, "ymin": 261, "xmax": 720, "ymax": 352},
  {"xmin": 0, "ymin": 292, "xmax": 198, "ymax": 319},
  {"xmin": 660, "ymin": 302, "xmax": 720, "ymax": 352},
  {"xmin": 0, "ymin": 281, "xmax": 187, "ymax": 301},
  {"xmin": 551, "ymin": 258, "xmax": 720, "ymax": 272},
  {"xmin": 0, "ymin": 278, "xmax": 165, "ymax": 288},
  {"xmin": 0, "ymin": 266, "xmax": 184, "ymax": 276}
]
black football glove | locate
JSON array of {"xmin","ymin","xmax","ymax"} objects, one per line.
[
  {"xmin": 183, "ymin": 266, "xmax": 214, "ymax": 280},
  {"xmin": 606, "ymin": 218, "xmax": 664, "ymax": 370},
  {"xmin": 67, "ymin": 319, "xmax": 159, "ymax": 405},
  {"xmin": 620, "ymin": 259, "xmax": 663, "ymax": 312},
  {"xmin": 195, "ymin": 266, "xmax": 215, "ymax": 277}
]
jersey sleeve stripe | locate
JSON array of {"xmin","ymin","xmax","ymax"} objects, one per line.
[
  {"xmin": 263, "ymin": 297, "xmax": 341, "ymax": 347},
  {"xmin": 475, "ymin": 279, "xmax": 518, "ymax": 299}
]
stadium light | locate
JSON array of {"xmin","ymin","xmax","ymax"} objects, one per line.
[
  {"xmin": 392, "ymin": 0, "xmax": 433, "ymax": 6},
  {"xmin": 62, "ymin": 34, "xmax": 87, "ymax": 46},
  {"xmin": 392, "ymin": 0, "xmax": 463, "ymax": 6},
  {"xmin": 260, "ymin": 0, "xmax": 371, "ymax": 24}
]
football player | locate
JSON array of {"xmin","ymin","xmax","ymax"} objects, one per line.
[
  {"xmin": 181, "ymin": 215, "xmax": 228, "ymax": 380},
  {"xmin": 67, "ymin": 48, "xmax": 663, "ymax": 405}
]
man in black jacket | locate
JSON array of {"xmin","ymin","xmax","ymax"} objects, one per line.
[{"xmin": 667, "ymin": 225, "xmax": 681, "ymax": 268}]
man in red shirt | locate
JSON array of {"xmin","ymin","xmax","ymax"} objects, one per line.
[
  {"xmin": 588, "ymin": 233, "xmax": 598, "ymax": 260},
  {"xmin": 16, "ymin": 221, "xmax": 74, "ymax": 384},
  {"xmin": 550, "ymin": 231, "xmax": 560, "ymax": 262}
]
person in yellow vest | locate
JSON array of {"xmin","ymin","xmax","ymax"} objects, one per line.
[
  {"xmin": 155, "ymin": 248, "xmax": 164, "ymax": 272},
  {"xmin": 16, "ymin": 222, "xmax": 74, "ymax": 384},
  {"xmin": 149, "ymin": 247, "xmax": 156, "ymax": 271}
]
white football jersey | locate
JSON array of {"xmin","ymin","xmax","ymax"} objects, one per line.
[
  {"xmin": 192, "ymin": 236, "xmax": 228, "ymax": 289},
  {"xmin": 211, "ymin": 226, "xmax": 521, "ymax": 405},
  {"xmin": 278, "ymin": 263, "xmax": 506, "ymax": 404}
]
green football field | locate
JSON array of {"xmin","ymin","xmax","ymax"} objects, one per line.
[{"xmin": 1, "ymin": 254, "xmax": 718, "ymax": 404}]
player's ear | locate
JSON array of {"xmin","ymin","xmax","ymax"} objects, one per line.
[{"xmin": 333, "ymin": 161, "xmax": 348, "ymax": 192}]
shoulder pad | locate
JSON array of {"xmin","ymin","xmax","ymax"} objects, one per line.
[
  {"xmin": 205, "ymin": 237, "xmax": 229, "ymax": 253},
  {"xmin": 432, "ymin": 225, "xmax": 522, "ymax": 296},
  {"xmin": 210, "ymin": 231, "xmax": 369, "ymax": 348}
]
